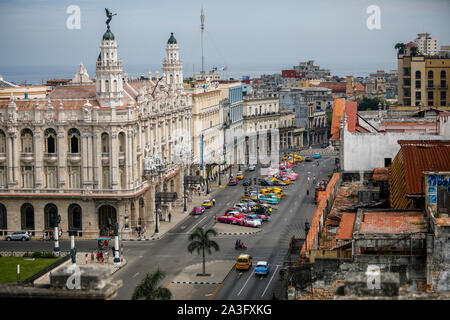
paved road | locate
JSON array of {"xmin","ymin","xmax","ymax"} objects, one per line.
[
  {"xmin": 212, "ymin": 157, "xmax": 334, "ymax": 300},
  {"xmin": 0, "ymin": 157, "xmax": 334, "ymax": 300}
]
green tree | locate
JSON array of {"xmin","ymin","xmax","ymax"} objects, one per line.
[
  {"xmin": 357, "ymin": 97, "xmax": 389, "ymax": 111},
  {"xmin": 131, "ymin": 269, "xmax": 172, "ymax": 300},
  {"xmin": 187, "ymin": 226, "xmax": 220, "ymax": 275},
  {"xmin": 394, "ymin": 42, "xmax": 405, "ymax": 54},
  {"xmin": 410, "ymin": 46, "xmax": 419, "ymax": 56}
]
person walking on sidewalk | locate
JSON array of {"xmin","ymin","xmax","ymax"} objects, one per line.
[
  {"xmin": 168, "ymin": 212, "xmax": 172, "ymax": 223},
  {"xmin": 85, "ymin": 253, "xmax": 88, "ymax": 264},
  {"xmin": 91, "ymin": 251, "xmax": 95, "ymax": 263},
  {"xmin": 212, "ymin": 199, "xmax": 216, "ymax": 207}
]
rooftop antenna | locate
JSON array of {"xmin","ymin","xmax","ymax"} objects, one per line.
[{"xmin": 200, "ymin": 7, "xmax": 205, "ymax": 74}]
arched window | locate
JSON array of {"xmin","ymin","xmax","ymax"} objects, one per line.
[
  {"xmin": 21, "ymin": 128, "xmax": 33, "ymax": 153},
  {"xmin": 44, "ymin": 203, "xmax": 58, "ymax": 230},
  {"xmin": 21, "ymin": 203, "xmax": 34, "ymax": 230},
  {"xmin": 44, "ymin": 128, "xmax": 57, "ymax": 153},
  {"xmin": 68, "ymin": 128, "xmax": 80, "ymax": 153},
  {"xmin": 118, "ymin": 132, "xmax": 125, "ymax": 153},
  {"xmin": 68, "ymin": 204, "xmax": 82, "ymax": 230},
  {"xmin": 0, "ymin": 203, "xmax": 6, "ymax": 231},
  {"xmin": 105, "ymin": 80, "xmax": 109, "ymax": 93},
  {"xmin": 113, "ymin": 80, "xmax": 118, "ymax": 92},
  {"xmin": 101, "ymin": 133, "xmax": 109, "ymax": 153},
  {"xmin": 0, "ymin": 130, "xmax": 5, "ymax": 153},
  {"xmin": 98, "ymin": 205, "xmax": 117, "ymax": 236}
]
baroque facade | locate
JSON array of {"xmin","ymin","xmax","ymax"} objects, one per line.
[{"xmin": 0, "ymin": 27, "xmax": 192, "ymax": 239}]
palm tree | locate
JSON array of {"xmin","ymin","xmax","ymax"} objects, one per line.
[
  {"xmin": 410, "ymin": 46, "xmax": 419, "ymax": 57},
  {"xmin": 131, "ymin": 269, "xmax": 172, "ymax": 300},
  {"xmin": 187, "ymin": 226, "xmax": 220, "ymax": 276},
  {"xmin": 394, "ymin": 42, "xmax": 405, "ymax": 54}
]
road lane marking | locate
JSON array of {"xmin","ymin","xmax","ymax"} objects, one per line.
[
  {"xmin": 187, "ymin": 215, "xmax": 208, "ymax": 234},
  {"xmin": 237, "ymin": 268, "xmax": 254, "ymax": 296},
  {"xmin": 261, "ymin": 265, "xmax": 279, "ymax": 297},
  {"xmin": 132, "ymin": 272, "xmax": 140, "ymax": 278}
]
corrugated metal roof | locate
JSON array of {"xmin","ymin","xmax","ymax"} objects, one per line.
[{"xmin": 399, "ymin": 140, "xmax": 450, "ymax": 196}]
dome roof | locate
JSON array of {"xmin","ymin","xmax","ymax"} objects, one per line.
[
  {"xmin": 103, "ymin": 27, "xmax": 115, "ymax": 41},
  {"xmin": 167, "ymin": 32, "xmax": 177, "ymax": 44}
]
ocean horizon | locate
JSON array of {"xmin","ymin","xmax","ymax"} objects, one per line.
[{"xmin": 0, "ymin": 62, "xmax": 396, "ymax": 86}]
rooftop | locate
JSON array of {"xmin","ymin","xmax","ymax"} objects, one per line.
[
  {"xmin": 336, "ymin": 213, "xmax": 356, "ymax": 240},
  {"xmin": 358, "ymin": 211, "xmax": 426, "ymax": 234}
]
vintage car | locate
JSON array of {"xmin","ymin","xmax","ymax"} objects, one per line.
[
  {"xmin": 217, "ymin": 216, "xmax": 242, "ymax": 224},
  {"xmin": 313, "ymin": 153, "xmax": 322, "ymax": 159},
  {"xmin": 190, "ymin": 206, "xmax": 206, "ymax": 215},
  {"xmin": 254, "ymin": 261, "xmax": 270, "ymax": 276},
  {"xmin": 228, "ymin": 177, "xmax": 239, "ymax": 186},
  {"xmin": 242, "ymin": 219, "xmax": 261, "ymax": 228},
  {"xmin": 246, "ymin": 213, "xmax": 268, "ymax": 222},
  {"xmin": 236, "ymin": 171, "xmax": 244, "ymax": 179},
  {"xmin": 259, "ymin": 179, "xmax": 274, "ymax": 186},
  {"xmin": 258, "ymin": 194, "xmax": 279, "ymax": 204},
  {"xmin": 242, "ymin": 192, "xmax": 258, "ymax": 201},
  {"xmin": 202, "ymin": 200, "xmax": 213, "ymax": 208},
  {"xmin": 236, "ymin": 254, "xmax": 253, "ymax": 270}
]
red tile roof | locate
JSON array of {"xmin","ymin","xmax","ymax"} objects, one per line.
[
  {"xmin": 330, "ymin": 98, "xmax": 345, "ymax": 141},
  {"xmin": 354, "ymin": 82, "xmax": 365, "ymax": 91},
  {"xmin": 345, "ymin": 101, "xmax": 358, "ymax": 133},
  {"xmin": 359, "ymin": 211, "xmax": 426, "ymax": 234},
  {"xmin": 398, "ymin": 140, "xmax": 450, "ymax": 196},
  {"xmin": 336, "ymin": 213, "xmax": 356, "ymax": 240},
  {"xmin": 313, "ymin": 82, "xmax": 346, "ymax": 92}
]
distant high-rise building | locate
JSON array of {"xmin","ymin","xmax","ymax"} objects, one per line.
[{"xmin": 415, "ymin": 33, "xmax": 439, "ymax": 56}]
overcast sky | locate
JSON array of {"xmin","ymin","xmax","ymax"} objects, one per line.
[{"xmin": 1, "ymin": 0, "xmax": 449, "ymax": 78}]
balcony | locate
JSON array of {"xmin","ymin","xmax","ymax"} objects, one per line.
[
  {"xmin": 43, "ymin": 153, "xmax": 58, "ymax": 164},
  {"xmin": 20, "ymin": 152, "xmax": 34, "ymax": 164},
  {"xmin": 67, "ymin": 153, "xmax": 81, "ymax": 164},
  {"xmin": 0, "ymin": 153, "xmax": 6, "ymax": 164}
]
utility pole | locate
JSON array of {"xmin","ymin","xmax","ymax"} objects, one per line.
[{"xmin": 200, "ymin": 8, "xmax": 205, "ymax": 74}]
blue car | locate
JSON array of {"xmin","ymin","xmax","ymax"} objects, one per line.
[
  {"xmin": 254, "ymin": 261, "xmax": 270, "ymax": 276},
  {"xmin": 313, "ymin": 153, "xmax": 322, "ymax": 159},
  {"xmin": 260, "ymin": 179, "xmax": 274, "ymax": 186},
  {"xmin": 258, "ymin": 195, "xmax": 279, "ymax": 204},
  {"xmin": 245, "ymin": 214, "xmax": 263, "ymax": 223}
]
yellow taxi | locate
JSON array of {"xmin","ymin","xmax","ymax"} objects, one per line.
[
  {"xmin": 202, "ymin": 200, "xmax": 213, "ymax": 209},
  {"xmin": 242, "ymin": 192, "xmax": 258, "ymax": 200},
  {"xmin": 261, "ymin": 188, "xmax": 283, "ymax": 198},
  {"xmin": 262, "ymin": 187, "xmax": 283, "ymax": 194},
  {"xmin": 236, "ymin": 171, "xmax": 244, "ymax": 180},
  {"xmin": 236, "ymin": 254, "xmax": 253, "ymax": 271},
  {"xmin": 293, "ymin": 154, "xmax": 303, "ymax": 162}
]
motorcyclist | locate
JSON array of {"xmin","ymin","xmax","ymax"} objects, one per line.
[{"xmin": 307, "ymin": 189, "xmax": 310, "ymax": 196}]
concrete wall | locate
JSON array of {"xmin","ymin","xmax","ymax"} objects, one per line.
[{"xmin": 342, "ymin": 119, "xmax": 449, "ymax": 171}]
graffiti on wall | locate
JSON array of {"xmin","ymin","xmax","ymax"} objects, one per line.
[{"xmin": 426, "ymin": 174, "xmax": 450, "ymax": 204}]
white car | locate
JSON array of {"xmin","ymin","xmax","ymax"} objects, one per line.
[
  {"xmin": 248, "ymin": 165, "xmax": 256, "ymax": 171},
  {"xmin": 234, "ymin": 203, "xmax": 250, "ymax": 211},
  {"xmin": 242, "ymin": 219, "xmax": 261, "ymax": 228}
]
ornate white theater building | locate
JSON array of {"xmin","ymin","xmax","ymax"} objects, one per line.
[{"xmin": 0, "ymin": 26, "xmax": 192, "ymax": 239}]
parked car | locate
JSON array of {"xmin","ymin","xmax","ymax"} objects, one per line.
[
  {"xmin": 191, "ymin": 206, "xmax": 205, "ymax": 215},
  {"xmin": 272, "ymin": 179, "xmax": 287, "ymax": 186},
  {"xmin": 254, "ymin": 261, "xmax": 270, "ymax": 276},
  {"xmin": 228, "ymin": 177, "xmax": 239, "ymax": 186},
  {"xmin": 242, "ymin": 178, "xmax": 251, "ymax": 186},
  {"xmin": 248, "ymin": 164, "xmax": 256, "ymax": 171},
  {"xmin": 321, "ymin": 143, "xmax": 329, "ymax": 148},
  {"xmin": 242, "ymin": 219, "xmax": 261, "ymax": 228},
  {"xmin": 313, "ymin": 153, "xmax": 322, "ymax": 159},
  {"xmin": 202, "ymin": 200, "xmax": 213, "ymax": 209},
  {"xmin": 236, "ymin": 171, "xmax": 244, "ymax": 180},
  {"xmin": 304, "ymin": 156, "xmax": 312, "ymax": 162},
  {"xmin": 246, "ymin": 213, "xmax": 268, "ymax": 222},
  {"xmin": 260, "ymin": 179, "xmax": 274, "ymax": 186},
  {"xmin": 6, "ymin": 231, "xmax": 31, "ymax": 241},
  {"xmin": 261, "ymin": 162, "xmax": 270, "ymax": 168},
  {"xmin": 242, "ymin": 192, "xmax": 258, "ymax": 201},
  {"xmin": 217, "ymin": 216, "xmax": 241, "ymax": 224},
  {"xmin": 234, "ymin": 203, "xmax": 250, "ymax": 212}
]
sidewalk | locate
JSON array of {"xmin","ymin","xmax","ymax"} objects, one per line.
[
  {"xmin": 33, "ymin": 252, "xmax": 127, "ymax": 285},
  {"xmin": 123, "ymin": 171, "xmax": 227, "ymax": 241}
]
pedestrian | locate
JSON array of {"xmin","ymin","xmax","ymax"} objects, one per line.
[
  {"xmin": 85, "ymin": 253, "xmax": 88, "ymax": 264},
  {"xmin": 91, "ymin": 251, "xmax": 94, "ymax": 263},
  {"xmin": 58, "ymin": 229, "xmax": 62, "ymax": 238},
  {"xmin": 212, "ymin": 199, "xmax": 216, "ymax": 206},
  {"xmin": 104, "ymin": 251, "xmax": 109, "ymax": 264},
  {"xmin": 100, "ymin": 251, "xmax": 104, "ymax": 265},
  {"xmin": 96, "ymin": 251, "xmax": 100, "ymax": 263},
  {"xmin": 307, "ymin": 189, "xmax": 309, "ymax": 196},
  {"xmin": 168, "ymin": 212, "xmax": 172, "ymax": 223}
]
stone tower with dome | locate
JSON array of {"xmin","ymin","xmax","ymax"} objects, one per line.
[{"xmin": 162, "ymin": 32, "xmax": 184, "ymax": 89}]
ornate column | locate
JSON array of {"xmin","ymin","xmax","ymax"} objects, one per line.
[
  {"xmin": 81, "ymin": 129, "xmax": 89, "ymax": 188},
  {"xmin": 126, "ymin": 129, "xmax": 133, "ymax": 189},
  {"xmin": 12, "ymin": 131, "xmax": 21, "ymax": 187},
  {"xmin": 110, "ymin": 131, "xmax": 119, "ymax": 189},
  {"xmin": 57, "ymin": 128, "xmax": 66, "ymax": 189},
  {"xmin": 34, "ymin": 129, "xmax": 43, "ymax": 188},
  {"xmin": 6, "ymin": 130, "xmax": 16, "ymax": 187},
  {"xmin": 92, "ymin": 129, "xmax": 100, "ymax": 189}
]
